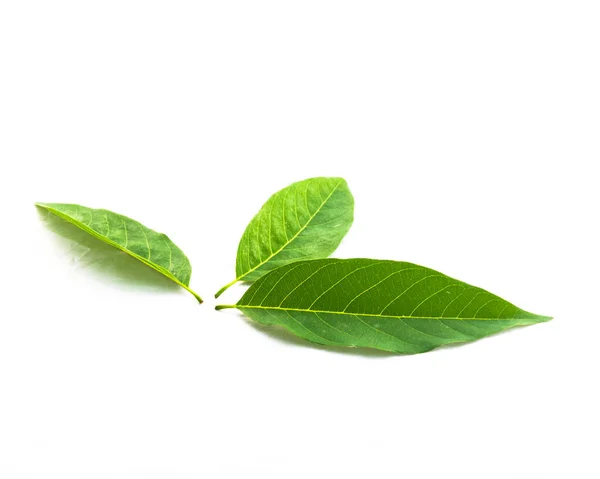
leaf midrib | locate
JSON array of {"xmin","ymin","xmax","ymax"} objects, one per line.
[
  {"xmin": 236, "ymin": 179, "xmax": 344, "ymax": 281},
  {"xmin": 38, "ymin": 204, "xmax": 202, "ymax": 302},
  {"xmin": 235, "ymin": 305, "xmax": 550, "ymax": 322}
]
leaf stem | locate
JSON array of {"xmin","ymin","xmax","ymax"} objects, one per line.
[
  {"xmin": 214, "ymin": 279, "xmax": 238, "ymax": 298},
  {"xmin": 215, "ymin": 304, "xmax": 236, "ymax": 311},
  {"xmin": 181, "ymin": 284, "xmax": 203, "ymax": 303}
]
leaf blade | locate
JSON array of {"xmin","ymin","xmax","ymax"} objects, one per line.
[
  {"xmin": 36, "ymin": 203, "xmax": 202, "ymax": 302},
  {"xmin": 218, "ymin": 259, "xmax": 550, "ymax": 353},
  {"xmin": 215, "ymin": 177, "xmax": 354, "ymax": 297}
]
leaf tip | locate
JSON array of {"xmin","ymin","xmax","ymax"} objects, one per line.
[{"xmin": 526, "ymin": 311, "xmax": 552, "ymax": 323}]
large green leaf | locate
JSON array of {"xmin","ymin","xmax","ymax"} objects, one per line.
[
  {"xmin": 216, "ymin": 258, "xmax": 550, "ymax": 353},
  {"xmin": 215, "ymin": 177, "xmax": 354, "ymax": 298},
  {"xmin": 36, "ymin": 203, "xmax": 202, "ymax": 302}
]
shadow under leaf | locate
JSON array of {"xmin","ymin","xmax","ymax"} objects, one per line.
[
  {"xmin": 231, "ymin": 310, "xmax": 538, "ymax": 357},
  {"xmin": 234, "ymin": 312, "xmax": 399, "ymax": 358}
]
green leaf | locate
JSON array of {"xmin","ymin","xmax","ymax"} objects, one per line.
[
  {"xmin": 215, "ymin": 177, "xmax": 354, "ymax": 298},
  {"xmin": 216, "ymin": 258, "xmax": 550, "ymax": 353},
  {"xmin": 36, "ymin": 203, "xmax": 202, "ymax": 302}
]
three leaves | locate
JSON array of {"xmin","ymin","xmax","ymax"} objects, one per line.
[{"xmin": 39, "ymin": 177, "xmax": 550, "ymax": 354}]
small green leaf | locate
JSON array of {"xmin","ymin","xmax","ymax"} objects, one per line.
[
  {"xmin": 215, "ymin": 177, "xmax": 354, "ymax": 298},
  {"xmin": 216, "ymin": 258, "xmax": 550, "ymax": 353},
  {"xmin": 36, "ymin": 203, "xmax": 202, "ymax": 302}
]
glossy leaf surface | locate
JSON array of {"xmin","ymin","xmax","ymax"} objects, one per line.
[
  {"xmin": 217, "ymin": 258, "xmax": 550, "ymax": 353},
  {"xmin": 215, "ymin": 177, "xmax": 354, "ymax": 297},
  {"xmin": 36, "ymin": 203, "xmax": 202, "ymax": 302}
]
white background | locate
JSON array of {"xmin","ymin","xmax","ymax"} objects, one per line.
[{"xmin": 1, "ymin": 1, "xmax": 599, "ymax": 478}]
